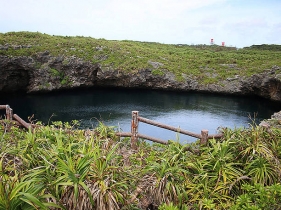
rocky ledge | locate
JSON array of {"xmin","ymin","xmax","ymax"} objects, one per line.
[
  {"xmin": 260, "ymin": 111, "xmax": 281, "ymax": 129},
  {"xmin": 0, "ymin": 52, "xmax": 281, "ymax": 102}
]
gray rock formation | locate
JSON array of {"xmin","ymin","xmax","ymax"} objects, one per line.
[
  {"xmin": 0, "ymin": 53, "xmax": 281, "ymax": 102},
  {"xmin": 0, "ymin": 52, "xmax": 99, "ymax": 93},
  {"xmin": 260, "ymin": 110, "xmax": 281, "ymax": 129}
]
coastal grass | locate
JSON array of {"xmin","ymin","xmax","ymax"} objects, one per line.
[
  {"xmin": 1, "ymin": 120, "xmax": 281, "ymax": 209},
  {"xmin": 1, "ymin": 31, "xmax": 281, "ymax": 84}
]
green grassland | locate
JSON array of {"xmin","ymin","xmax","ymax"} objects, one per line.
[{"xmin": 1, "ymin": 31, "xmax": 281, "ymax": 84}]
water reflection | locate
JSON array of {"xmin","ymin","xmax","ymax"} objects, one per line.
[{"xmin": 1, "ymin": 88, "xmax": 280, "ymax": 142}]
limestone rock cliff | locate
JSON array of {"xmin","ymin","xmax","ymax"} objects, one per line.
[
  {"xmin": 0, "ymin": 53, "xmax": 281, "ymax": 102},
  {"xmin": 0, "ymin": 52, "xmax": 99, "ymax": 93}
]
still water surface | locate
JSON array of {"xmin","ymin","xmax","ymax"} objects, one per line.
[{"xmin": 1, "ymin": 88, "xmax": 280, "ymax": 143}]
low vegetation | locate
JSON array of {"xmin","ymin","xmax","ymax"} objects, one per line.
[
  {"xmin": 0, "ymin": 31, "xmax": 281, "ymax": 84},
  {"xmin": 1, "ymin": 119, "xmax": 281, "ymax": 209}
]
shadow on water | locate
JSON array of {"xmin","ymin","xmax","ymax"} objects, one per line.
[{"xmin": 1, "ymin": 88, "xmax": 280, "ymax": 143}]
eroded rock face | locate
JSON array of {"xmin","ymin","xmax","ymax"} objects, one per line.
[
  {"xmin": 95, "ymin": 67, "xmax": 281, "ymax": 102},
  {"xmin": 0, "ymin": 52, "xmax": 100, "ymax": 93},
  {"xmin": 240, "ymin": 73, "xmax": 281, "ymax": 101},
  {"xmin": 0, "ymin": 54, "xmax": 281, "ymax": 102},
  {"xmin": 28, "ymin": 52, "xmax": 100, "ymax": 92},
  {"xmin": 263, "ymin": 78, "xmax": 281, "ymax": 101},
  {"xmin": 0, "ymin": 56, "xmax": 33, "ymax": 92}
]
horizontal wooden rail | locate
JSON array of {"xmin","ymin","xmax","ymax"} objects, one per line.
[
  {"xmin": 208, "ymin": 133, "xmax": 224, "ymax": 139},
  {"xmin": 13, "ymin": 114, "xmax": 32, "ymax": 130},
  {"xmin": 138, "ymin": 133, "xmax": 168, "ymax": 145},
  {"xmin": 116, "ymin": 132, "xmax": 132, "ymax": 137},
  {"xmin": 137, "ymin": 116, "xmax": 223, "ymax": 140},
  {"xmin": 116, "ymin": 132, "xmax": 168, "ymax": 145},
  {"xmin": 0, "ymin": 105, "xmax": 7, "ymax": 110},
  {"xmin": 138, "ymin": 116, "xmax": 201, "ymax": 139}
]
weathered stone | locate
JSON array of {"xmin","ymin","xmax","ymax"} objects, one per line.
[
  {"xmin": 0, "ymin": 54, "xmax": 281, "ymax": 103},
  {"xmin": 148, "ymin": 61, "xmax": 164, "ymax": 69},
  {"xmin": 259, "ymin": 110, "xmax": 281, "ymax": 129},
  {"xmin": 0, "ymin": 56, "xmax": 34, "ymax": 92},
  {"xmin": 0, "ymin": 44, "xmax": 9, "ymax": 50},
  {"xmin": 0, "ymin": 54, "xmax": 99, "ymax": 93}
]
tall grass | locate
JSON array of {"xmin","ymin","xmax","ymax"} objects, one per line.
[{"xmin": 1, "ymin": 119, "xmax": 281, "ymax": 209}]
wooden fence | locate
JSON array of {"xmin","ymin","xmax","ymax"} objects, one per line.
[
  {"xmin": 1, "ymin": 105, "xmax": 223, "ymax": 149},
  {"xmin": 116, "ymin": 111, "xmax": 223, "ymax": 149},
  {"xmin": 0, "ymin": 105, "xmax": 33, "ymax": 130}
]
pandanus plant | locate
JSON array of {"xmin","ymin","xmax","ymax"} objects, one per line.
[
  {"xmin": 0, "ymin": 157, "xmax": 60, "ymax": 210},
  {"xmin": 50, "ymin": 123, "xmax": 128, "ymax": 210}
]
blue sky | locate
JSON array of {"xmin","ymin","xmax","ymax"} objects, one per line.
[{"xmin": 1, "ymin": 0, "xmax": 280, "ymax": 48}]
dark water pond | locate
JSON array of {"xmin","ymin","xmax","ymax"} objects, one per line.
[{"xmin": 1, "ymin": 88, "xmax": 280, "ymax": 143}]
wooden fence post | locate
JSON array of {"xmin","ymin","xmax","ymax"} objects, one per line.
[
  {"xmin": 131, "ymin": 111, "xmax": 139, "ymax": 150},
  {"xmin": 200, "ymin": 129, "xmax": 209, "ymax": 145},
  {"xmin": 6, "ymin": 105, "xmax": 13, "ymax": 121},
  {"xmin": 5, "ymin": 105, "xmax": 13, "ymax": 131}
]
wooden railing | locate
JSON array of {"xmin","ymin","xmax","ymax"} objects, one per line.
[
  {"xmin": 116, "ymin": 111, "xmax": 223, "ymax": 149},
  {"xmin": 1, "ymin": 105, "xmax": 223, "ymax": 149},
  {"xmin": 0, "ymin": 105, "xmax": 33, "ymax": 130}
]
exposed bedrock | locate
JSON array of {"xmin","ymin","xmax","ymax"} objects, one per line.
[
  {"xmin": 0, "ymin": 53, "xmax": 281, "ymax": 102},
  {"xmin": 0, "ymin": 57, "xmax": 32, "ymax": 92}
]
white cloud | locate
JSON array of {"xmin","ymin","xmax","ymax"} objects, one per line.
[
  {"xmin": 105, "ymin": 0, "xmax": 226, "ymax": 20},
  {"xmin": 0, "ymin": 0, "xmax": 280, "ymax": 47}
]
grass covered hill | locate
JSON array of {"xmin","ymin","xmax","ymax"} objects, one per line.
[{"xmin": 0, "ymin": 31, "xmax": 281, "ymax": 84}]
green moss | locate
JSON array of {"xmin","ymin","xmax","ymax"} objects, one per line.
[
  {"xmin": 62, "ymin": 59, "xmax": 69, "ymax": 65},
  {"xmin": 175, "ymin": 74, "xmax": 185, "ymax": 82},
  {"xmin": 61, "ymin": 76, "xmax": 69, "ymax": 85},
  {"xmin": 151, "ymin": 69, "xmax": 165, "ymax": 76},
  {"xmin": 49, "ymin": 68, "xmax": 61, "ymax": 77},
  {"xmin": 34, "ymin": 62, "xmax": 42, "ymax": 69},
  {"xmin": 202, "ymin": 77, "xmax": 219, "ymax": 85}
]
